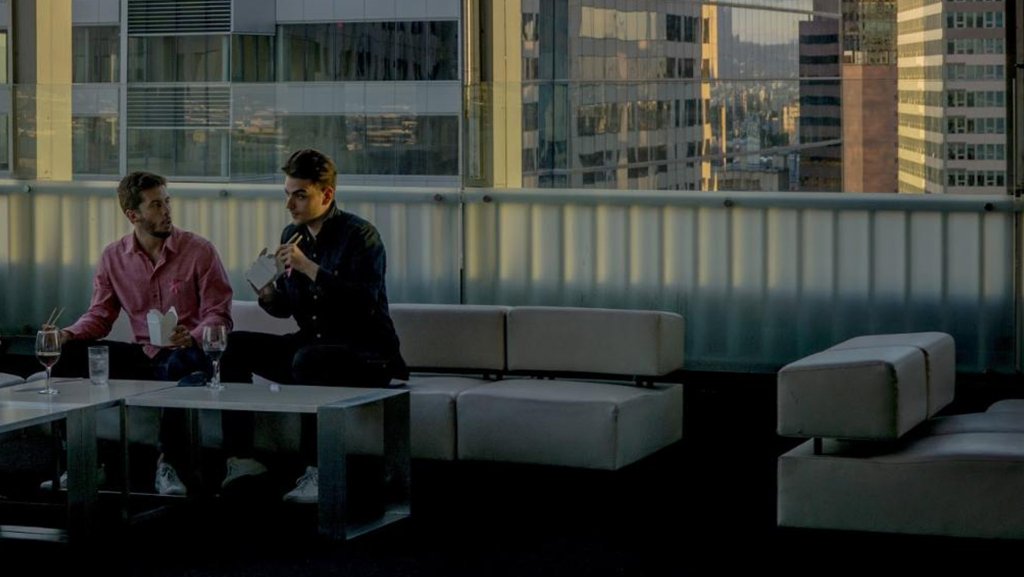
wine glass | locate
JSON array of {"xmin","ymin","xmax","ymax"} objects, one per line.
[
  {"xmin": 202, "ymin": 325, "xmax": 228, "ymax": 390},
  {"xmin": 35, "ymin": 328, "xmax": 62, "ymax": 395}
]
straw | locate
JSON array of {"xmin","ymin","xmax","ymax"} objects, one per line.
[
  {"xmin": 285, "ymin": 232, "xmax": 301, "ymax": 246},
  {"xmin": 44, "ymin": 306, "xmax": 58, "ymax": 326}
]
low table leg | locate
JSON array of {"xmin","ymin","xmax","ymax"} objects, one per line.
[
  {"xmin": 65, "ymin": 407, "xmax": 99, "ymax": 544},
  {"xmin": 317, "ymin": 391, "xmax": 411, "ymax": 541}
]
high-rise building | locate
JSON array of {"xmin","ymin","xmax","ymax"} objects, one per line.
[
  {"xmin": 897, "ymin": 0, "xmax": 1008, "ymax": 194},
  {"xmin": 46, "ymin": 1, "xmax": 845, "ymax": 192},
  {"xmin": 25, "ymin": 0, "xmax": 463, "ymax": 187},
  {"xmin": 841, "ymin": 0, "xmax": 897, "ymax": 193},
  {"xmin": 798, "ymin": 15, "xmax": 842, "ymax": 191},
  {"xmin": 466, "ymin": 1, "xmax": 713, "ymax": 191},
  {"xmin": 15, "ymin": 0, "xmax": 1009, "ymax": 198}
]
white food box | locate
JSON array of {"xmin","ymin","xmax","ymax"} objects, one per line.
[
  {"xmin": 245, "ymin": 248, "xmax": 284, "ymax": 291},
  {"xmin": 147, "ymin": 306, "xmax": 178, "ymax": 347}
]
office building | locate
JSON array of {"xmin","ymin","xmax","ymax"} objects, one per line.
[
  {"xmin": 897, "ymin": 0, "xmax": 1008, "ymax": 194},
  {"xmin": 841, "ymin": 0, "xmax": 897, "ymax": 193}
]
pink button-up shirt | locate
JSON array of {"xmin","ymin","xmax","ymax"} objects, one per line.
[{"xmin": 65, "ymin": 227, "xmax": 233, "ymax": 357}]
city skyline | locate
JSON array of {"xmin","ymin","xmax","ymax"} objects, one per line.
[{"xmin": 0, "ymin": 0, "xmax": 1014, "ymax": 195}]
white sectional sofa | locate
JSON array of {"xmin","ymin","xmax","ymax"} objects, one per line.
[
  {"xmin": 777, "ymin": 332, "xmax": 1024, "ymax": 539},
  {"xmin": 15, "ymin": 301, "xmax": 685, "ymax": 471}
]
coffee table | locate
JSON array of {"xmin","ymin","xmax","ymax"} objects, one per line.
[
  {"xmin": 124, "ymin": 382, "xmax": 411, "ymax": 540},
  {"xmin": 0, "ymin": 379, "xmax": 177, "ymax": 542}
]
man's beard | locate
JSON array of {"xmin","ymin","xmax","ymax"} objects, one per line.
[{"xmin": 142, "ymin": 219, "xmax": 172, "ymax": 239}]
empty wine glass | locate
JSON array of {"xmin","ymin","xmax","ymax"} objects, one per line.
[
  {"xmin": 202, "ymin": 325, "xmax": 228, "ymax": 390},
  {"xmin": 35, "ymin": 328, "xmax": 61, "ymax": 395}
]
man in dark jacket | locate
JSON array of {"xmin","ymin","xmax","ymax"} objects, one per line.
[{"xmin": 221, "ymin": 148, "xmax": 407, "ymax": 503}]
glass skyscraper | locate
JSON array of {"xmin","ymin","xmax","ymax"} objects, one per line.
[{"xmin": 0, "ymin": 0, "xmax": 1013, "ymax": 194}]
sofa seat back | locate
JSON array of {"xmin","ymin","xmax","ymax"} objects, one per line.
[
  {"xmin": 390, "ymin": 304, "xmax": 508, "ymax": 373},
  {"xmin": 506, "ymin": 306, "xmax": 684, "ymax": 378}
]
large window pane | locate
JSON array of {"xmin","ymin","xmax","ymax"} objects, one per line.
[
  {"xmin": 232, "ymin": 35, "xmax": 275, "ymax": 82},
  {"xmin": 128, "ymin": 35, "xmax": 228, "ymax": 82},
  {"xmin": 127, "ymin": 129, "xmax": 227, "ymax": 177},
  {"xmin": 73, "ymin": 116, "xmax": 119, "ymax": 175},
  {"xmin": 73, "ymin": 26, "xmax": 119, "ymax": 83},
  {"xmin": 278, "ymin": 24, "xmax": 334, "ymax": 81},
  {"xmin": 284, "ymin": 21, "xmax": 458, "ymax": 82}
]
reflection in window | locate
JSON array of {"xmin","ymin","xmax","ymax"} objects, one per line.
[
  {"xmin": 128, "ymin": 35, "xmax": 228, "ymax": 82},
  {"xmin": 246, "ymin": 115, "xmax": 461, "ymax": 177},
  {"xmin": 127, "ymin": 129, "xmax": 228, "ymax": 177},
  {"xmin": 280, "ymin": 21, "xmax": 458, "ymax": 82},
  {"xmin": 73, "ymin": 116, "xmax": 119, "ymax": 175},
  {"xmin": 73, "ymin": 27, "xmax": 119, "ymax": 83},
  {"xmin": 279, "ymin": 25, "xmax": 332, "ymax": 81},
  {"xmin": 0, "ymin": 115, "xmax": 8, "ymax": 171},
  {"xmin": 232, "ymin": 35, "xmax": 275, "ymax": 82}
]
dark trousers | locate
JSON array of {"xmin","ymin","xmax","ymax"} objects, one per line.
[
  {"xmin": 219, "ymin": 331, "xmax": 394, "ymax": 463},
  {"xmin": 53, "ymin": 339, "xmax": 211, "ymax": 469}
]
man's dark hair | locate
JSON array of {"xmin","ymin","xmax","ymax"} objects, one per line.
[
  {"xmin": 117, "ymin": 171, "xmax": 167, "ymax": 213},
  {"xmin": 281, "ymin": 148, "xmax": 337, "ymax": 190}
]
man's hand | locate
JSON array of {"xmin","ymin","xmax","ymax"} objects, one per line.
[
  {"xmin": 169, "ymin": 325, "xmax": 194, "ymax": 348},
  {"xmin": 275, "ymin": 242, "xmax": 319, "ymax": 281},
  {"xmin": 257, "ymin": 282, "xmax": 276, "ymax": 300},
  {"xmin": 41, "ymin": 324, "xmax": 71, "ymax": 346}
]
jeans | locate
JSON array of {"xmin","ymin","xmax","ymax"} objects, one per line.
[{"xmin": 219, "ymin": 331, "xmax": 395, "ymax": 464}]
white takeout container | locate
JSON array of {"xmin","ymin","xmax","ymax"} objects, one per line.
[{"xmin": 147, "ymin": 306, "xmax": 178, "ymax": 346}]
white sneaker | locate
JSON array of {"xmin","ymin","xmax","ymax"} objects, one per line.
[
  {"xmin": 40, "ymin": 464, "xmax": 106, "ymax": 491},
  {"xmin": 155, "ymin": 462, "xmax": 187, "ymax": 496},
  {"xmin": 221, "ymin": 457, "xmax": 268, "ymax": 488},
  {"xmin": 282, "ymin": 466, "xmax": 318, "ymax": 504}
]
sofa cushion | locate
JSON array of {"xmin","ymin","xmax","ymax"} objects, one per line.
[
  {"xmin": 985, "ymin": 399, "xmax": 1024, "ymax": 414},
  {"xmin": 456, "ymin": 379, "xmax": 682, "ymax": 470},
  {"xmin": 506, "ymin": 307, "xmax": 684, "ymax": 377},
  {"xmin": 920, "ymin": 412, "xmax": 1024, "ymax": 435},
  {"xmin": 777, "ymin": 345, "xmax": 928, "ymax": 440},
  {"xmin": 391, "ymin": 304, "xmax": 508, "ymax": 372},
  {"xmin": 404, "ymin": 374, "xmax": 493, "ymax": 460},
  {"xmin": 829, "ymin": 332, "xmax": 955, "ymax": 417},
  {"xmin": 231, "ymin": 299, "xmax": 300, "ymax": 334},
  {"xmin": 778, "ymin": 432, "xmax": 1024, "ymax": 539}
]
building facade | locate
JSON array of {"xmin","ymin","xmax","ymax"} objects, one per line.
[
  {"xmin": 896, "ymin": 0, "xmax": 1008, "ymax": 194},
  {"xmin": 0, "ymin": 0, "xmax": 1013, "ymax": 195},
  {"xmin": 5, "ymin": 0, "xmax": 462, "ymax": 186},
  {"xmin": 841, "ymin": 0, "xmax": 897, "ymax": 193}
]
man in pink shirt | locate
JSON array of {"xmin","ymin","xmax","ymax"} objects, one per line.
[{"xmin": 52, "ymin": 171, "xmax": 233, "ymax": 496}]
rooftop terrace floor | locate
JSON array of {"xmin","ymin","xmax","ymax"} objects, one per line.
[{"xmin": 2, "ymin": 370, "xmax": 1024, "ymax": 574}]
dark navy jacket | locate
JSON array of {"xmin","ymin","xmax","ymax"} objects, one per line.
[{"xmin": 260, "ymin": 203, "xmax": 408, "ymax": 379}]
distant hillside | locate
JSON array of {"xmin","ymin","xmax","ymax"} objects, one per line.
[{"xmin": 716, "ymin": 36, "xmax": 799, "ymax": 80}]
